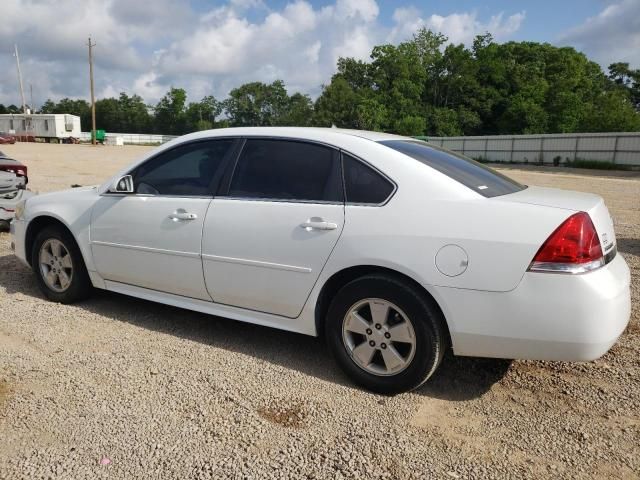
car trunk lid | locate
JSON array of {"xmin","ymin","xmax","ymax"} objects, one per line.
[{"xmin": 499, "ymin": 186, "xmax": 617, "ymax": 254}]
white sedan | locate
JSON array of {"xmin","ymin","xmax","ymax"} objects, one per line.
[{"xmin": 11, "ymin": 128, "xmax": 631, "ymax": 393}]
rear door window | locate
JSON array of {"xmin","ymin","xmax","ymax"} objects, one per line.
[
  {"xmin": 379, "ymin": 140, "xmax": 525, "ymax": 198},
  {"xmin": 228, "ymin": 139, "xmax": 342, "ymax": 202}
]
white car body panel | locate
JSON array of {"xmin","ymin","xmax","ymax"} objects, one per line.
[
  {"xmin": 435, "ymin": 254, "xmax": 631, "ymax": 360},
  {"xmin": 11, "ymin": 127, "xmax": 631, "ymax": 363},
  {"xmin": 90, "ymin": 195, "xmax": 214, "ymax": 300},
  {"xmin": 202, "ymin": 199, "xmax": 345, "ymax": 318},
  {"xmin": 14, "ymin": 186, "xmax": 97, "ymax": 269},
  {"xmin": 501, "ymin": 185, "xmax": 617, "ymax": 254}
]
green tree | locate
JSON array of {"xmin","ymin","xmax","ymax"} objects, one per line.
[
  {"xmin": 314, "ymin": 76, "xmax": 359, "ymax": 128},
  {"xmin": 186, "ymin": 95, "xmax": 223, "ymax": 132},
  {"xmin": 580, "ymin": 90, "xmax": 640, "ymax": 132},
  {"xmin": 119, "ymin": 93, "xmax": 152, "ymax": 133},
  {"xmin": 278, "ymin": 93, "xmax": 314, "ymax": 126},
  {"xmin": 225, "ymin": 80, "xmax": 290, "ymax": 126},
  {"xmin": 154, "ymin": 87, "xmax": 188, "ymax": 135},
  {"xmin": 7, "ymin": 32, "xmax": 640, "ymax": 136},
  {"xmin": 608, "ymin": 62, "xmax": 640, "ymax": 110},
  {"xmin": 356, "ymin": 97, "xmax": 387, "ymax": 130}
]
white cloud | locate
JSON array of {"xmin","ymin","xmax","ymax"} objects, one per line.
[
  {"xmin": 559, "ymin": 0, "xmax": 640, "ymax": 69},
  {"xmin": 389, "ymin": 7, "xmax": 525, "ymax": 45},
  {"xmin": 335, "ymin": 0, "xmax": 380, "ymax": 23},
  {"xmin": 146, "ymin": 0, "xmax": 382, "ymax": 99},
  {"xmin": 0, "ymin": 0, "xmax": 526, "ymax": 107}
]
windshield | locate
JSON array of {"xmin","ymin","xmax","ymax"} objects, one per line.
[{"xmin": 379, "ymin": 140, "xmax": 526, "ymax": 198}]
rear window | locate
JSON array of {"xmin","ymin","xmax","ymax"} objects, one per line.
[{"xmin": 379, "ymin": 140, "xmax": 525, "ymax": 198}]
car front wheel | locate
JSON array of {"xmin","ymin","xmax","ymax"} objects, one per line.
[
  {"xmin": 31, "ymin": 226, "xmax": 92, "ymax": 303},
  {"xmin": 326, "ymin": 274, "xmax": 447, "ymax": 394}
]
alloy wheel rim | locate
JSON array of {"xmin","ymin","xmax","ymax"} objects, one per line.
[
  {"xmin": 39, "ymin": 239, "xmax": 73, "ymax": 293},
  {"xmin": 342, "ymin": 298, "xmax": 417, "ymax": 376}
]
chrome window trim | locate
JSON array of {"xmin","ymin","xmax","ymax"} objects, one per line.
[
  {"xmin": 100, "ymin": 193, "xmax": 214, "ymax": 200},
  {"xmin": 214, "ymin": 196, "xmax": 344, "ymax": 206}
]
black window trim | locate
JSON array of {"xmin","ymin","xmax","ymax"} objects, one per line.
[
  {"xmin": 340, "ymin": 150, "xmax": 397, "ymax": 207},
  {"xmin": 219, "ymin": 136, "xmax": 345, "ymax": 205},
  {"xmin": 101, "ymin": 137, "xmax": 243, "ymax": 198}
]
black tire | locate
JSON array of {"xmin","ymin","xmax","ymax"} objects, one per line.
[
  {"xmin": 325, "ymin": 274, "xmax": 447, "ymax": 394},
  {"xmin": 31, "ymin": 225, "xmax": 92, "ymax": 303}
]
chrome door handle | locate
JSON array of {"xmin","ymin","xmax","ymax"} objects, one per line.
[
  {"xmin": 169, "ymin": 212, "xmax": 198, "ymax": 221},
  {"xmin": 300, "ymin": 220, "xmax": 337, "ymax": 231}
]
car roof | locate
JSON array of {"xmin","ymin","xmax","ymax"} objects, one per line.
[{"xmin": 188, "ymin": 126, "xmax": 410, "ymax": 143}]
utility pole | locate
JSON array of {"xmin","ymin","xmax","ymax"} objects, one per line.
[
  {"xmin": 30, "ymin": 84, "xmax": 34, "ymax": 113},
  {"xmin": 14, "ymin": 44, "xmax": 27, "ymax": 114},
  {"xmin": 87, "ymin": 36, "xmax": 97, "ymax": 145}
]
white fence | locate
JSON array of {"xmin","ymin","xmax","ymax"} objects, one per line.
[
  {"xmin": 424, "ymin": 132, "xmax": 640, "ymax": 166},
  {"xmin": 76, "ymin": 130, "xmax": 640, "ymax": 166},
  {"xmin": 79, "ymin": 132, "xmax": 178, "ymax": 145}
]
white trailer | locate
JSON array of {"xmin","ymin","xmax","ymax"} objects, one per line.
[{"xmin": 0, "ymin": 113, "xmax": 81, "ymax": 141}]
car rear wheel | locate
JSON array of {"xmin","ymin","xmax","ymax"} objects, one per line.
[
  {"xmin": 326, "ymin": 274, "xmax": 446, "ymax": 394},
  {"xmin": 31, "ymin": 226, "xmax": 92, "ymax": 303}
]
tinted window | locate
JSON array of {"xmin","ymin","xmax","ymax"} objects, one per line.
[
  {"xmin": 133, "ymin": 140, "xmax": 233, "ymax": 196},
  {"xmin": 229, "ymin": 139, "xmax": 342, "ymax": 202},
  {"xmin": 343, "ymin": 154, "xmax": 395, "ymax": 204},
  {"xmin": 380, "ymin": 140, "xmax": 525, "ymax": 198}
]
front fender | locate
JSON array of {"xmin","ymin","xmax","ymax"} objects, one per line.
[{"xmin": 24, "ymin": 187, "xmax": 98, "ymax": 271}]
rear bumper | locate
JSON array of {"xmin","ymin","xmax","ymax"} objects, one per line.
[{"xmin": 434, "ymin": 253, "xmax": 631, "ymax": 361}]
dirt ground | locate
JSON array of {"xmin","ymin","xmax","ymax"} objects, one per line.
[{"xmin": 0, "ymin": 143, "xmax": 639, "ymax": 479}]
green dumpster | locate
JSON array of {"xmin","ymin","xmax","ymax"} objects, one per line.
[{"xmin": 92, "ymin": 129, "xmax": 106, "ymax": 144}]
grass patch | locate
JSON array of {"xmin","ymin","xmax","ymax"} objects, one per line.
[
  {"xmin": 474, "ymin": 156, "xmax": 633, "ymax": 171},
  {"xmin": 564, "ymin": 159, "xmax": 630, "ymax": 171}
]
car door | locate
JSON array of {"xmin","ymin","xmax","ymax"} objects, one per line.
[
  {"xmin": 91, "ymin": 139, "xmax": 237, "ymax": 300},
  {"xmin": 202, "ymin": 138, "xmax": 345, "ymax": 318}
]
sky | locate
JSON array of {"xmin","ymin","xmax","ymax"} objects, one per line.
[{"xmin": 0, "ymin": 0, "xmax": 638, "ymax": 107}]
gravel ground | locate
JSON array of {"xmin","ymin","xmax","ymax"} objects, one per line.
[{"xmin": 0, "ymin": 143, "xmax": 639, "ymax": 479}]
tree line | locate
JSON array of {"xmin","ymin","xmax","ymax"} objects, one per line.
[{"xmin": 1, "ymin": 29, "xmax": 639, "ymax": 136}]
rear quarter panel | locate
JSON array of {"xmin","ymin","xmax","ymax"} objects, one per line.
[{"xmin": 315, "ymin": 142, "xmax": 576, "ymax": 294}]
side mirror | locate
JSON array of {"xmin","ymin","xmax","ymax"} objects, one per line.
[{"xmin": 110, "ymin": 175, "xmax": 134, "ymax": 193}]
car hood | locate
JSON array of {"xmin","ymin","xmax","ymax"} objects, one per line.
[
  {"xmin": 25, "ymin": 185, "xmax": 98, "ymax": 209},
  {"xmin": 37, "ymin": 185, "xmax": 98, "ymax": 197}
]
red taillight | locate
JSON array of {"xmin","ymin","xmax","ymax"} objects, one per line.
[{"xmin": 529, "ymin": 212, "xmax": 604, "ymax": 274}]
